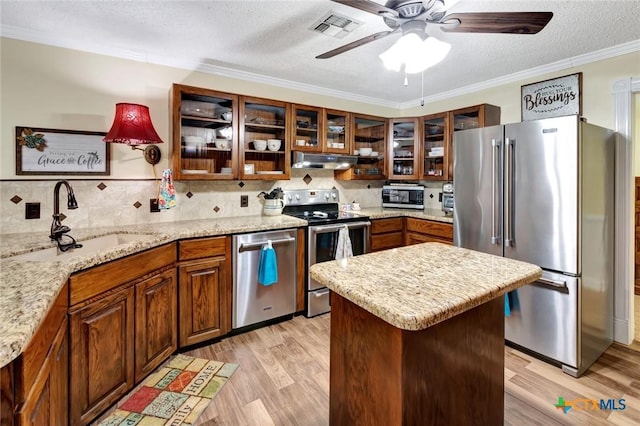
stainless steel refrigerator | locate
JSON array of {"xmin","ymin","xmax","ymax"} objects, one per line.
[{"xmin": 453, "ymin": 115, "xmax": 615, "ymax": 377}]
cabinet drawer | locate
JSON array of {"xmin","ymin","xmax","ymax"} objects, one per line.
[
  {"xmin": 406, "ymin": 232, "xmax": 453, "ymax": 246},
  {"xmin": 405, "ymin": 218, "xmax": 453, "ymax": 240},
  {"xmin": 69, "ymin": 243, "xmax": 176, "ymax": 307},
  {"xmin": 371, "ymin": 218, "xmax": 403, "ymax": 234},
  {"xmin": 371, "ymin": 232, "xmax": 404, "ymax": 252},
  {"xmin": 178, "ymin": 236, "xmax": 227, "ymax": 261}
]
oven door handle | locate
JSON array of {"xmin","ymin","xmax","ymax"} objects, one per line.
[{"xmin": 309, "ymin": 221, "xmax": 371, "ymax": 233}]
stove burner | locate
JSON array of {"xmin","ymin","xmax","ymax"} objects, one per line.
[{"xmin": 281, "ymin": 189, "xmax": 369, "ymax": 225}]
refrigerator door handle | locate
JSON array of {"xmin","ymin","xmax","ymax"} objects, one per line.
[
  {"xmin": 504, "ymin": 138, "xmax": 514, "ymax": 247},
  {"xmin": 491, "ymin": 139, "xmax": 501, "ymax": 245}
]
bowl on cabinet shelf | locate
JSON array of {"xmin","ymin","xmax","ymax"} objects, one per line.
[
  {"xmin": 183, "ymin": 136, "xmax": 205, "ymax": 147},
  {"xmin": 215, "ymin": 139, "xmax": 231, "ymax": 149},
  {"xmin": 359, "ymin": 148, "xmax": 373, "ymax": 156},
  {"xmin": 221, "ymin": 111, "xmax": 233, "ymax": 121},
  {"xmin": 253, "ymin": 140, "xmax": 267, "ymax": 151},
  {"xmin": 181, "ymin": 101, "xmax": 215, "ymax": 118},
  {"xmin": 267, "ymin": 139, "xmax": 282, "ymax": 151}
]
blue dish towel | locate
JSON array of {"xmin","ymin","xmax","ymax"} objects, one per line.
[
  {"xmin": 504, "ymin": 293, "xmax": 511, "ymax": 316},
  {"xmin": 258, "ymin": 240, "xmax": 278, "ymax": 286},
  {"xmin": 505, "ymin": 290, "xmax": 520, "ymax": 316}
]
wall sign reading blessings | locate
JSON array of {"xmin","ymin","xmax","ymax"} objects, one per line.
[
  {"xmin": 16, "ymin": 127, "xmax": 110, "ymax": 175},
  {"xmin": 521, "ymin": 73, "xmax": 582, "ymax": 121}
]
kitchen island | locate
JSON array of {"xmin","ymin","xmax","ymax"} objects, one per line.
[{"xmin": 309, "ymin": 242, "xmax": 541, "ymax": 425}]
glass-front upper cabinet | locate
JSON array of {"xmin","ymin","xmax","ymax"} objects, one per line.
[
  {"xmin": 422, "ymin": 112, "xmax": 449, "ymax": 180},
  {"xmin": 325, "ymin": 109, "xmax": 350, "ymax": 154},
  {"xmin": 239, "ymin": 97, "xmax": 290, "ymax": 180},
  {"xmin": 292, "ymin": 105, "xmax": 322, "ymax": 152},
  {"xmin": 388, "ymin": 118, "xmax": 420, "ymax": 180},
  {"xmin": 336, "ymin": 114, "xmax": 386, "ymax": 180},
  {"xmin": 172, "ymin": 84, "xmax": 238, "ymax": 180}
]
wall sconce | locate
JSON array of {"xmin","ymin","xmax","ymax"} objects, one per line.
[{"xmin": 103, "ymin": 103, "xmax": 163, "ymax": 165}]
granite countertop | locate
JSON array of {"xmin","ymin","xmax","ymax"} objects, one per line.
[
  {"xmin": 309, "ymin": 242, "xmax": 541, "ymax": 331},
  {"xmin": 357, "ymin": 207, "xmax": 453, "ymax": 223},
  {"xmin": 0, "ymin": 214, "xmax": 306, "ymax": 368},
  {"xmin": 0, "ymin": 208, "xmax": 452, "ymax": 368}
]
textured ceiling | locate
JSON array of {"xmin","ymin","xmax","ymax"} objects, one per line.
[{"xmin": 1, "ymin": 0, "xmax": 639, "ymax": 106}]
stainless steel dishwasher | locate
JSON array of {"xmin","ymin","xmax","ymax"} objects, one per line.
[{"xmin": 232, "ymin": 228, "xmax": 297, "ymax": 329}]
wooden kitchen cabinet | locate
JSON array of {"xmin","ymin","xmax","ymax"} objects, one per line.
[
  {"xmin": 291, "ymin": 107, "xmax": 351, "ymax": 155},
  {"xmin": 370, "ymin": 217, "xmax": 405, "ymax": 252},
  {"xmin": 445, "ymin": 104, "xmax": 501, "ymax": 180},
  {"xmin": 325, "ymin": 109, "xmax": 351, "ymax": 155},
  {"xmin": 178, "ymin": 236, "xmax": 231, "ymax": 347},
  {"xmin": 422, "ymin": 112, "xmax": 449, "ymax": 180},
  {"xmin": 69, "ymin": 286, "xmax": 135, "ymax": 425},
  {"xmin": 291, "ymin": 105, "xmax": 323, "ymax": 152},
  {"xmin": 68, "ymin": 243, "xmax": 176, "ymax": 425},
  {"xmin": 172, "ymin": 83, "xmax": 239, "ymax": 180},
  {"xmin": 405, "ymin": 218, "xmax": 454, "ymax": 246},
  {"xmin": 420, "ymin": 104, "xmax": 501, "ymax": 181},
  {"xmin": 336, "ymin": 113, "xmax": 386, "ymax": 180},
  {"xmin": 388, "ymin": 118, "xmax": 421, "ymax": 180},
  {"xmin": 240, "ymin": 96, "xmax": 291, "ymax": 180},
  {"xmin": 134, "ymin": 268, "xmax": 178, "ymax": 383},
  {"xmin": 9, "ymin": 282, "xmax": 69, "ymax": 426}
]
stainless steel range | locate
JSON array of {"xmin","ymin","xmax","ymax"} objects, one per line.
[{"xmin": 282, "ymin": 189, "xmax": 370, "ymax": 317}]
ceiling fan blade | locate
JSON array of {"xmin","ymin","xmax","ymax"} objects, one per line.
[
  {"xmin": 441, "ymin": 12, "xmax": 553, "ymax": 34},
  {"xmin": 316, "ymin": 30, "xmax": 398, "ymax": 59},
  {"xmin": 330, "ymin": 0, "xmax": 399, "ymax": 19}
]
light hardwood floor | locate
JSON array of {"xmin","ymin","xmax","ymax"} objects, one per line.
[{"xmin": 172, "ymin": 314, "xmax": 640, "ymax": 425}]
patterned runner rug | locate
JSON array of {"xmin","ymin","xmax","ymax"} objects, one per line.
[{"xmin": 98, "ymin": 354, "xmax": 238, "ymax": 425}]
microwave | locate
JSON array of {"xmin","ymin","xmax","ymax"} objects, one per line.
[{"xmin": 382, "ymin": 184, "xmax": 424, "ymax": 209}]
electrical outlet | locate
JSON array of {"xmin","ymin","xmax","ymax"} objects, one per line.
[
  {"xmin": 240, "ymin": 195, "xmax": 248, "ymax": 208},
  {"xmin": 25, "ymin": 202, "xmax": 40, "ymax": 219},
  {"xmin": 150, "ymin": 198, "xmax": 160, "ymax": 213}
]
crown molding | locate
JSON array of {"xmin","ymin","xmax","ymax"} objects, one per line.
[
  {"xmin": 2, "ymin": 24, "xmax": 638, "ymax": 111},
  {"xmin": 0, "ymin": 24, "xmax": 402, "ymax": 109},
  {"xmin": 399, "ymin": 39, "xmax": 640, "ymax": 109}
]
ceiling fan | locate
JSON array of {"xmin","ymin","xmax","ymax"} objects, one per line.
[{"xmin": 316, "ymin": 0, "xmax": 553, "ymax": 61}]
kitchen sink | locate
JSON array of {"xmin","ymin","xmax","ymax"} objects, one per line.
[{"xmin": 7, "ymin": 233, "xmax": 155, "ymax": 262}]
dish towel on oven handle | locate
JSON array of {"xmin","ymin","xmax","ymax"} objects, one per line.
[
  {"xmin": 335, "ymin": 226, "xmax": 353, "ymax": 260},
  {"xmin": 258, "ymin": 240, "xmax": 278, "ymax": 286}
]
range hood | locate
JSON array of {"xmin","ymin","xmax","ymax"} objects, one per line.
[{"xmin": 291, "ymin": 151, "xmax": 357, "ymax": 170}]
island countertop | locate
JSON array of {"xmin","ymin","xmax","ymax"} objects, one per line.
[{"xmin": 309, "ymin": 242, "xmax": 542, "ymax": 331}]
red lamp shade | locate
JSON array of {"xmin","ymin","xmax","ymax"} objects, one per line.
[{"xmin": 104, "ymin": 103, "xmax": 163, "ymax": 145}]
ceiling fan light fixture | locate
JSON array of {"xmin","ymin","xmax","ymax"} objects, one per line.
[{"xmin": 379, "ymin": 33, "xmax": 450, "ymax": 74}]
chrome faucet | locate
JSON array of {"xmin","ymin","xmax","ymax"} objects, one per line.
[{"xmin": 50, "ymin": 180, "xmax": 82, "ymax": 251}]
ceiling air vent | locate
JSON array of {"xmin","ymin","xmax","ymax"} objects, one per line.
[{"xmin": 311, "ymin": 11, "xmax": 361, "ymax": 39}]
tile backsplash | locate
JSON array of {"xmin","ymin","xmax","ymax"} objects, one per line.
[{"xmin": 0, "ymin": 170, "xmax": 445, "ymax": 234}]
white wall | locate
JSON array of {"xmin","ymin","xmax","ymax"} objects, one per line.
[
  {"xmin": 0, "ymin": 38, "xmax": 397, "ymax": 180},
  {"xmin": 1, "ymin": 38, "xmax": 639, "ymax": 234}
]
